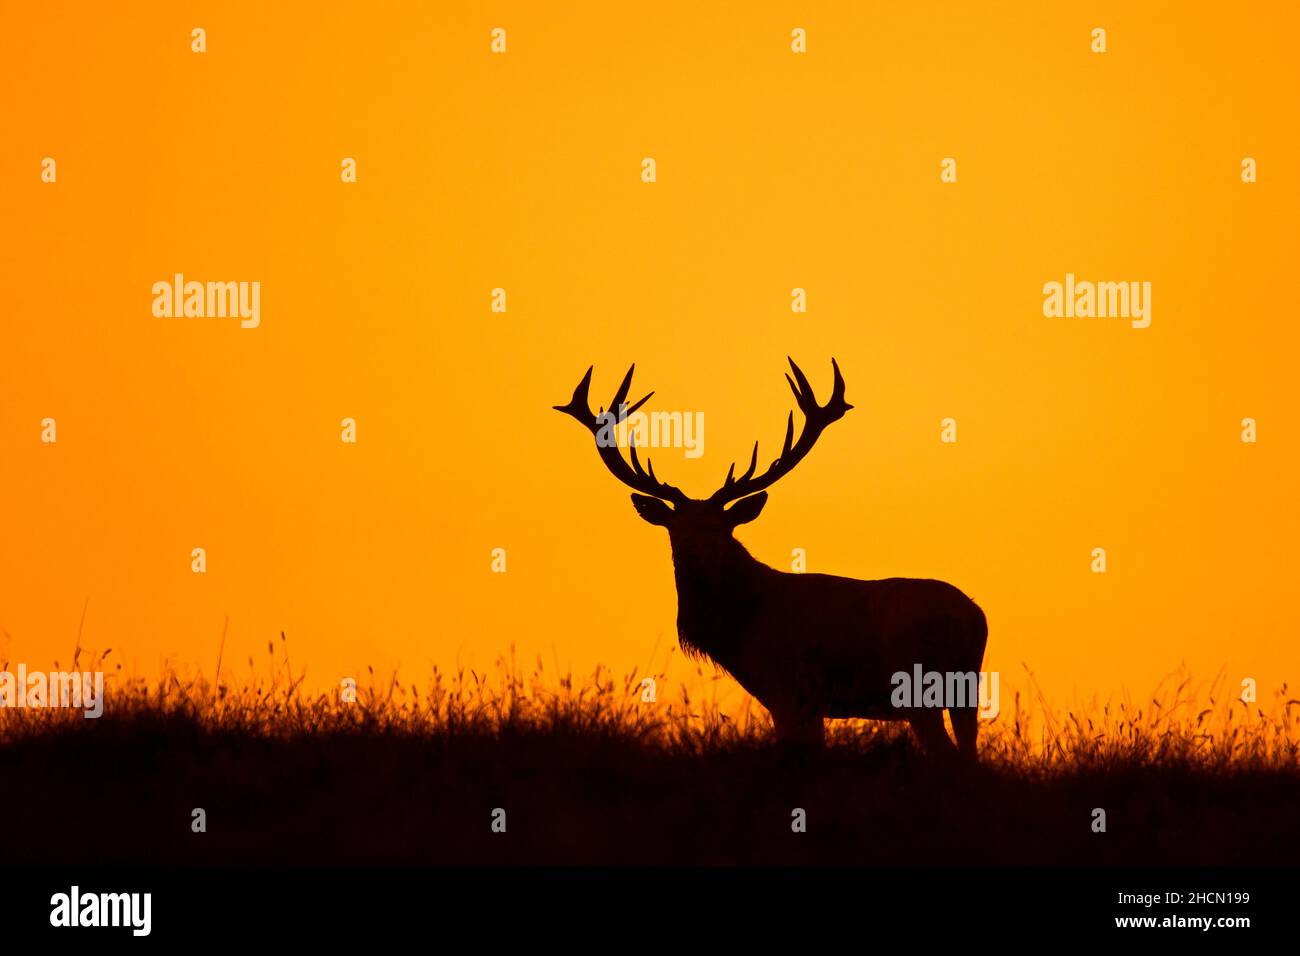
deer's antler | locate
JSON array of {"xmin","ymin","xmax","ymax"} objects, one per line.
[
  {"xmin": 708, "ymin": 358, "xmax": 852, "ymax": 504},
  {"xmin": 554, "ymin": 365, "xmax": 687, "ymax": 503}
]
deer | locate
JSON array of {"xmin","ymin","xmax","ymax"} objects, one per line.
[{"xmin": 554, "ymin": 358, "xmax": 988, "ymax": 757}]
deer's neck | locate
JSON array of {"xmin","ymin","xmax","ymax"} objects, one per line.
[{"xmin": 668, "ymin": 537, "xmax": 769, "ymax": 665}]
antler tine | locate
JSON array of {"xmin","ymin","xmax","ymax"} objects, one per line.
[
  {"xmin": 635, "ymin": 442, "xmax": 672, "ymax": 491},
  {"xmin": 709, "ymin": 358, "xmax": 853, "ymax": 504},
  {"xmin": 625, "ymin": 390, "xmax": 654, "ymax": 418},
  {"xmin": 780, "ymin": 410, "xmax": 795, "ymax": 458},
  {"xmin": 829, "ymin": 356, "xmax": 850, "ymax": 410},
  {"xmin": 553, "ymin": 365, "xmax": 596, "ymax": 425},
  {"xmin": 628, "ymin": 434, "xmax": 657, "ymax": 483},
  {"xmin": 717, "ymin": 441, "xmax": 761, "ymax": 496},
  {"xmin": 595, "ymin": 366, "xmax": 655, "ymax": 421},
  {"xmin": 608, "ymin": 365, "xmax": 636, "ymax": 419},
  {"xmin": 554, "ymin": 365, "xmax": 686, "ymax": 503},
  {"xmin": 644, "ymin": 451, "xmax": 661, "ymax": 485},
  {"xmin": 786, "ymin": 358, "xmax": 814, "ymax": 409}
]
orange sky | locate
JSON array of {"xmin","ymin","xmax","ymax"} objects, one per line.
[{"xmin": 1, "ymin": 2, "xmax": 1296, "ymax": 709}]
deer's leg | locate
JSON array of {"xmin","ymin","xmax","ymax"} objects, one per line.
[
  {"xmin": 773, "ymin": 708, "xmax": 825, "ymax": 752},
  {"xmin": 907, "ymin": 709, "xmax": 957, "ymax": 756},
  {"xmin": 949, "ymin": 705, "xmax": 979, "ymax": 761}
]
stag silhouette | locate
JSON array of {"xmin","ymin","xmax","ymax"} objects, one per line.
[{"xmin": 555, "ymin": 359, "xmax": 988, "ymax": 756}]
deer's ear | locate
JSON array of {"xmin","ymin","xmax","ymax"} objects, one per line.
[
  {"xmin": 724, "ymin": 492, "xmax": 767, "ymax": 527},
  {"xmin": 631, "ymin": 494, "xmax": 674, "ymax": 526}
]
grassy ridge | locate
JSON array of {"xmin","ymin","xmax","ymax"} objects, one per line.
[{"xmin": 1, "ymin": 649, "xmax": 1297, "ymax": 865}]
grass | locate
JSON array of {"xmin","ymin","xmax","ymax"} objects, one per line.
[{"xmin": 1, "ymin": 639, "xmax": 1297, "ymax": 865}]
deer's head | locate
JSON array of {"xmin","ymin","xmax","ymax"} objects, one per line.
[{"xmin": 554, "ymin": 359, "xmax": 852, "ymax": 557}]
